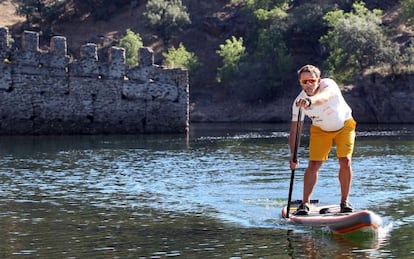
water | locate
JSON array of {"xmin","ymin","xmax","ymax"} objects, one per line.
[{"xmin": 0, "ymin": 123, "xmax": 413, "ymax": 258}]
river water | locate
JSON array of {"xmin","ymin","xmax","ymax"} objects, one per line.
[{"xmin": 0, "ymin": 123, "xmax": 413, "ymax": 258}]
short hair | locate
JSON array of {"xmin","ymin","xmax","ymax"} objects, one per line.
[{"xmin": 297, "ymin": 65, "xmax": 321, "ymax": 78}]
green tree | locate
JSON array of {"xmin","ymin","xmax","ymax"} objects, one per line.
[
  {"xmin": 118, "ymin": 29, "xmax": 143, "ymax": 67},
  {"xmin": 245, "ymin": 0, "xmax": 289, "ymax": 11},
  {"xmin": 288, "ymin": 3, "xmax": 329, "ymax": 53},
  {"xmin": 12, "ymin": 0, "xmax": 43, "ymax": 22},
  {"xmin": 12, "ymin": 0, "xmax": 66, "ymax": 24},
  {"xmin": 254, "ymin": 26, "xmax": 292, "ymax": 85},
  {"xmin": 401, "ymin": 0, "xmax": 414, "ymax": 25},
  {"xmin": 231, "ymin": 27, "xmax": 292, "ymax": 102},
  {"xmin": 246, "ymin": 0, "xmax": 289, "ymax": 23},
  {"xmin": 242, "ymin": 0, "xmax": 293, "ymax": 96},
  {"xmin": 162, "ymin": 43, "xmax": 201, "ymax": 71},
  {"xmin": 216, "ymin": 36, "xmax": 246, "ymax": 83},
  {"xmin": 321, "ymin": 2, "xmax": 400, "ymax": 82},
  {"xmin": 144, "ymin": 0, "xmax": 191, "ymax": 42},
  {"xmin": 162, "ymin": 43, "xmax": 201, "ymax": 86}
]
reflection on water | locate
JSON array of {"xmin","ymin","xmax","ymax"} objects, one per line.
[
  {"xmin": 0, "ymin": 200, "xmax": 394, "ymax": 258},
  {"xmin": 0, "ymin": 123, "xmax": 413, "ymax": 258}
]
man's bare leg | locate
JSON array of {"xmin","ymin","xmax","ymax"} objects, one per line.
[
  {"xmin": 338, "ymin": 157, "xmax": 352, "ymax": 202},
  {"xmin": 303, "ymin": 160, "xmax": 323, "ymax": 205}
]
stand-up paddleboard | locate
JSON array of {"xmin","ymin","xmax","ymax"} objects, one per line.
[
  {"xmin": 281, "ymin": 200, "xmax": 383, "ymax": 235},
  {"xmin": 284, "ymin": 109, "xmax": 382, "ymax": 236}
]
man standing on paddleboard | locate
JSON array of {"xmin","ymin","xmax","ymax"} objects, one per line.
[{"xmin": 289, "ymin": 64, "xmax": 356, "ymax": 215}]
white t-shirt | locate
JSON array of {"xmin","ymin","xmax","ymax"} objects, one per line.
[{"xmin": 291, "ymin": 78, "xmax": 352, "ymax": 131}]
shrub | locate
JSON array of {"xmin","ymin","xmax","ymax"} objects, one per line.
[
  {"xmin": 118, "ymin": 29, "xmax": 143, "ymax": 67},
  {"xmin": 162, "ymin": 43, "xmax": 202, "ymax": 86},
  {"xmin": 162, "ymin": 43, "xmax": 201, "ymax": 70}
]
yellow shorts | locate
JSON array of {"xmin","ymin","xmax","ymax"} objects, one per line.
[{"xmin": 309, "ymin": 118, "xmax": 356, "ymax": 161}]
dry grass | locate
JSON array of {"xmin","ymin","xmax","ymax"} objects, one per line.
[{"xmin": 0, "ymin": 0, "xmax": 25, "ymax": 27}]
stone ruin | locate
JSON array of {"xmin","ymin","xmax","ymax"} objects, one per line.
[{"xmin": 0, "ymin": 27, "xmax": 189, "ymax": 135}]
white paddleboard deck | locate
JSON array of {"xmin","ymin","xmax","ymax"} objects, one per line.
[{"xmin": 281, "ymin": 201, "xmax": 382, "ymax": 235}]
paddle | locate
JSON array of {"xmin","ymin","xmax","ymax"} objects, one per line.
[{"xmin": 286, "ymin": 108, "xmax": 303, "ymax": 218}]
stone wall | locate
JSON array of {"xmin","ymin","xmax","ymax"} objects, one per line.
[{"xmin": 0, "ymin": 27, "xmax": 189, "ymax": 135}]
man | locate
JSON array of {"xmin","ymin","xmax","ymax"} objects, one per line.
[{"xmin": 289, "ymin": 64, "xmax": 356, "ymax": 215}]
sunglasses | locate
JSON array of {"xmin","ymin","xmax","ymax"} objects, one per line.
[{"xmin": 300, "ymin": 78, "xmax": 318, "ymax": 85}]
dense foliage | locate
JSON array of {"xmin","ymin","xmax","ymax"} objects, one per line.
[
  {"xmin": 321, "ymin": 2, "xmax": 401, "ymax": 82},
  {"xmin": 217, "ymin": 0, "xmax": 294, "ymax": 101}
]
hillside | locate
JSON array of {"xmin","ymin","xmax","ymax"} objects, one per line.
[
  {"xmin": 1, "ymin": 0, "xmax": 232, "ymax": 96},
  {"xmin": 1, "ymin": 0, "xmax": 413, "ymax": 123},
  {"xmin": 0, "ymin": 0, "xmax": 243, "ymax": 121}
]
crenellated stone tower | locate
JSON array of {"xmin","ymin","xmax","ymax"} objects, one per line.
[{"xmin": 0, "ymin": 27, "xmax": 189, "ymax": 135}]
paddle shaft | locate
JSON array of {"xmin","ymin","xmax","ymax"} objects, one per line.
[{"xmin": 286, "ymin": 108, "xmax": 303, "ymax": 218}]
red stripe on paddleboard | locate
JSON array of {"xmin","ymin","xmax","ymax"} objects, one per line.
[{"xmin": 334, "ymin": 222, "xmax": 379, "ymax": 234}]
